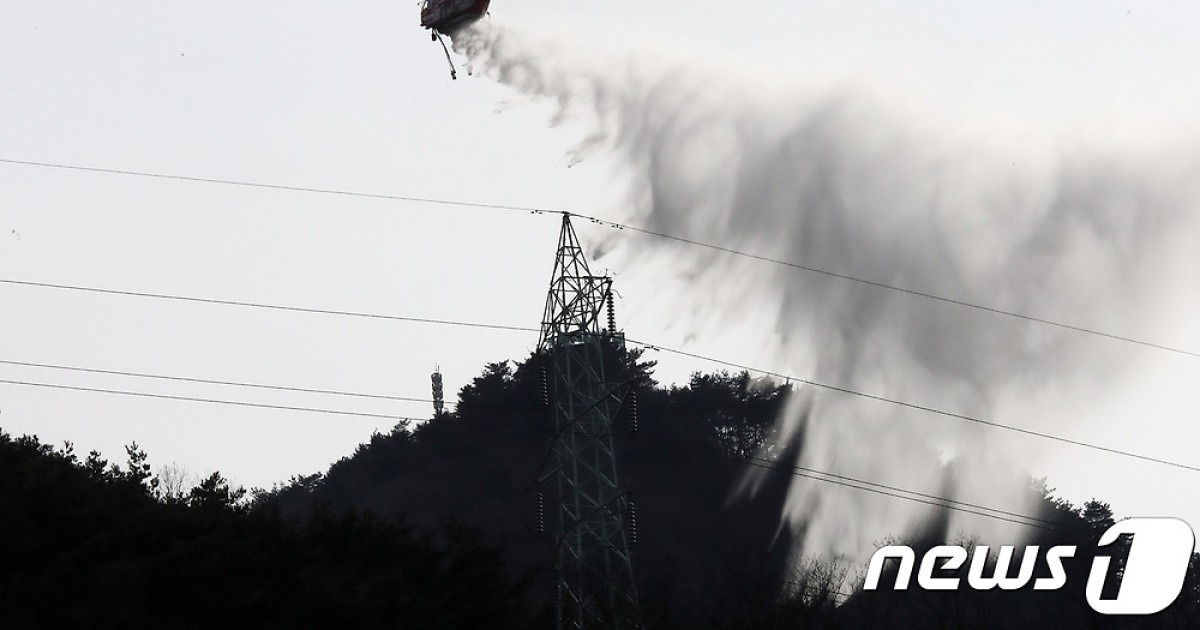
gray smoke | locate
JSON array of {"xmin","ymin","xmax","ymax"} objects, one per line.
[{"xmin": 454, "ymin": 21, "xmax": 1200, "ymax": 563}]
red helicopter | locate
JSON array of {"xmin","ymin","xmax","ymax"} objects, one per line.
[{"xmin": 420, "ymin": 0, "xmax": 491, "ymax": 79}]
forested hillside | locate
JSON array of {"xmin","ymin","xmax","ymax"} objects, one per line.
[
  {"xmin": 263, "ymin": 350, "xmax": 1200, "ymax": 628},
  {"xmin": 0, "ymin": 432, "xmax": 535, "ymax": 629},
  {"xmin": 3, "ymin": 349, "xmax": 1197, "ymax": 628}
]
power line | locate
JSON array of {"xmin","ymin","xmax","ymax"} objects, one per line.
[
  {"xmin": 0, "ymin": 353, "xmax": 1060, "ymax": 529},
  {"xmin": 625, "ymin": 339, "xmax": 1200, "ymax": 474},
  {"xmin": 0, "ymin": 378, "xmax": 421, "ymax": 422},
  {"xmin": 0, "ymin": 354, "xmax": 1081, "ymax": 532},
  {"xmin": 401, "ymin": 418, "xmax": 1078, "ymax": 536},
  {"xmin": 627, "ymin": 431, "xmax": 1068, "ymax": 532},
  {"xmin": 570, "ymin": 213, "xmax": 1200, "ymax": 360},
  {"xmin": 407, "ymin": 421, "xmax": 1070, "ymax": 533},
  {"xmin": 0, "ymin": 358, "xmax": 445, "ymax": 405},
  {"xmin": 0, "ymin": 373, "xmax": 1065, "ymax": 534},
  {"xmin": 373, "ymin": 405, "xmax": 1074, "ymax": 529},
  {"xmin": 4, "ymin": 276, "xmax": 1196, "ymax": 473},
  {"xmin": 0, "ymin": 353, "xmax": 1090, "ymax": 530},
  {"xmin": 0, "ymin": 158, "xmax": 555, "ymax": 216},
  {"xmin": 0, "ymin": 278, "xmax": 538, "ymax": 333},
  {"xmin": 2, "ymin": 157, "xmax": 1196, "ymax": 359}
]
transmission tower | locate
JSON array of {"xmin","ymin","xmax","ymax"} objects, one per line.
[{"xmin": 538, "ymin": 213, "xmax": 641, "ymax": 629}]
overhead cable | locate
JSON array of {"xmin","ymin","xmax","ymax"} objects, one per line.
[
  {"xmin": 1, "ymin": 157, "xmax": 1195, "ymax": 359},
  {"xmin": 3, "ymin": 277, "xmax": 1195, "ymax": 473}
]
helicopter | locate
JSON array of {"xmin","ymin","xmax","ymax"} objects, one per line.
[{"xmin": 420, "ymin": 0, "xmax": 491, "ymax": 79}]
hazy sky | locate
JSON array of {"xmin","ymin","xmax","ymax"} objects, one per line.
[{"xmin": 2, "ymin": 1, "xmax": 1198, "ymax": 545}]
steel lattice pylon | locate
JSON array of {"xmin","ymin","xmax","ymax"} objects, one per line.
[{"xmin": 538, "ymin": 213, "xmax": 641, "ymax": 630}]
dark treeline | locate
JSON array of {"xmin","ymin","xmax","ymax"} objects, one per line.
[
  {"xmin": 4, "ymin": 348, "xmax": 1198, "ymax": 627},
  {"xmin": 267, "ymin": 347, "xmax": 800, "ymax": 628},
  {"xmin": 262, "ymin": 349, "xmax": 1200, "ymax": 628},
  {"xmin": 0, "ymin": 433, "xmax": 535, "ymax": 628}
]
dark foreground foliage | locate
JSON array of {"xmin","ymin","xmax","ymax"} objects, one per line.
[
  {"xmin": 0, "ymin": 432, "xmax": 536, "ymax": 629},
  {"xmin": 4, "ymin": 348, "xmax": 1198, "ymax": 628},
  {"xmin": 263, "ymin": 350, "xmax": 1200, "ymax": 629}
]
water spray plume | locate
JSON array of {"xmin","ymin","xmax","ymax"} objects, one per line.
[{"xmin": 455, "ymin": 20, "xmax": 1200, "ymax": 565}]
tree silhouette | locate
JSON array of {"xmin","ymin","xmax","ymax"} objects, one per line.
[
  {"xmin": 0, "ymin": 429, "xmax": 536, "ymax": 629},
  {"xmin": 4, "ymin": 350, "xmax": 1197, "ymax": 629}
]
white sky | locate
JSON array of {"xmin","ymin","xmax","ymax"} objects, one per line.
[{"xmin": 2, "ymin": 0, "xmax": 1198, "ymax": 536}]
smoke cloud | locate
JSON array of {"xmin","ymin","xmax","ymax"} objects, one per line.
[{"xmin": 454, "ymin": 21, "xmax": 1200, "ymax": 564}]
